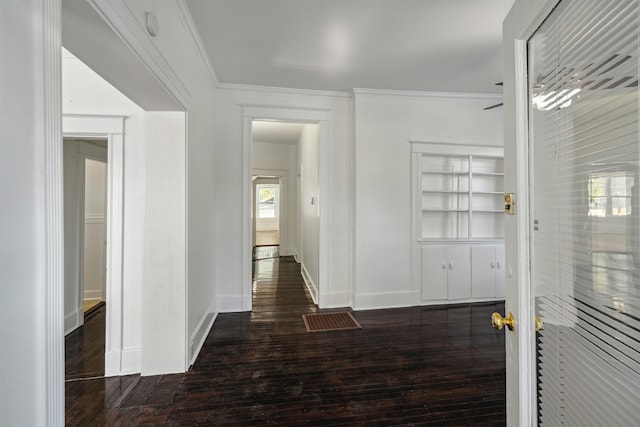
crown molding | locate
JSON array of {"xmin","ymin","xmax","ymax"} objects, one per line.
[
  {"xmin": 352, "ymin": 87, "xmax": 503, "ymax": 100},
  {"xmin": 89, "ymin": 0, "xmax": 191, "ymax": 109},
  {"xmin": 217, "ymin": 82, "xmax": 353, "ymax": 99},
  {"xmin": 176, "ymin": 0, "xmax": 218, "ymax": 87}
]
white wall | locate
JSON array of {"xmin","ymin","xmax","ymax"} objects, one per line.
[
  {"xmin": 63, "ymin": 139, "xmax": 108, "ymax": 335},
  {"xmin": 0, "ymin": 2, "xmax": 61, "ymax": 424},
  {"xmin": 72, "ymin": 0, "xmax": 220, "ymax": 369},
  {"xmin": 63, "ymin": 49, "xmax": 146, "ymax": 371},
  {"xmin": 214, "ymin": 87, "xmax": 353, "ymax": 310},
  {"xmin": 298, "ymin": 124, "xmax": 321, "ymax": 297},
  {"xmin": 142, "ymin": 112, "xmax": 187, "ymax": 375},
  {"xmin": 83, "ymin": 158, "xmax": 107, "ymax": 301},
  {"xmin": 253, "ymin": 141, "xmax": 297, "ymax": 253},
  {"xmin": 353, "ymin": 91, "xmax": 503, "ymax": 309}
]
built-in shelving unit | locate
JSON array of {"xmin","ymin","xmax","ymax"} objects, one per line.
[
  {"xmin": 417, "ymin": 151, "xmax": 504, "ymax": 240},
  {"xmin": 411, "ymin": 142, "xmax": 505, "ymax": 304}
]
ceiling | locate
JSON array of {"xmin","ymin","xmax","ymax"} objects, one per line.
[
  {"xmin": 185, "ymin": 0, "xmax": 515, "ymax": 94},
  {"xmin": 252, "ymin": 121, "xmax": 304, "ymax": 145}
]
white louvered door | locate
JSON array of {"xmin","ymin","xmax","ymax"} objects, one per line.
[{"xmin": 528, "ymin": 0, "xmax": 640, "ymax": 424}]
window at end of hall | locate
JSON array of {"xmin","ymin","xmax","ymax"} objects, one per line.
[
  {"xmin": 257, "ymin": 184, "xmax": 278, "ymax": 219},
  {"xmin": 588, "ymin": 172, "xmax": 634, "ymax": 217}
]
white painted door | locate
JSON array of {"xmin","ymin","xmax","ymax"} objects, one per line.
[
  {"xmin": 494, "ymin": 246, "xmax": 505, "ymax": 298},
  {"xmin": 505, "ymin": 0, "xmax": 640, "ymax": 424},
  {"xmin": 446, "ymin": 246, "xmax": 470, "ymax": 300},
  {"xmin": 421, "ymin": 246, "xmax": 448, "ymax": 300},
  {"xmin": 471, "ymin": 246, "xmax": 497, "ymax": 298}
]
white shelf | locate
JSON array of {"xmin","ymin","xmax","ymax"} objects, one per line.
[
  {"xmin": 472, "ymin": 172, "xmax": 504, "ymax": 176},
  {"xmin": 421, "ymin": 171, "xmax": 469, "ymax": 175},
  {"xmin": 422, "ymin": 190, "xmax": 469, "ymax": 194},
  {"xmin": 423, "ymin": 209, "xmax": 469, "ymax": 213},
  {"xmin": 413, "ymin": 149, "xmax": 504, "ymax": 241}
]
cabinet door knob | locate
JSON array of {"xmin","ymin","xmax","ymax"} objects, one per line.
[
  {"xmin": 448, "ymin": 262, "xmax": 453, "ymax": 270},
  {"xmin": 441, "ymin": 263, "xmax": 447, "ymax": 270},
  {"xmin": 496, "ymin": 261, "xmax": 501, "ymax": 269},
  {"xmin": 490, "ymin": 262, "xmax": 495, "ymax": 269}
]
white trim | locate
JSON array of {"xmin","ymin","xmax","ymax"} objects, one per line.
[
  {"xmin": 354, "ymin": 291, "xmax": 421, "ymax": 311},
  {"xmin": 410, "ymin": 141, "xmax": 503, "ymax": 157},
  {"xmin": 515, "ymin": 38, "xmax": 535, "ymax": 427},
  {"xmin": 87, "ymin": 0, "xmax": 190, "ymax": 108},
  {"xmin": 120, "ymin": 347, "xmax": 142, "ymax": 374},
  {"xmin": 279, "ymin": 247, "xmax": 296, "ymax": 256},
  {"xmin": 217, "ymin": 294, "xmax": 245, "ymax": 313},
  {"xmin": 301, "ymin": 264, "xmax": 318, "ymax": 304},
  {"xmin": 353, "ymin": 88, "xmax": 503, "ymax": 101},
  {"xmin": 64, "ymin": 309, "xmax": 83, "ymax": 336},
  {"xmin": 175, "ymin": 0, "xmax": 218, "ymax": 87},
  {"xmin": 63, "ymin": 114, "xmax": 131, "ymax": 376},
  {"xmin": 84, "ymin": 214, "xmax": 106, "ymax": 224},
  {"xmin": 504, "ymin": 1, "xmax": 562, "ymax": 425},
  {"xmin": 253, "ymin": 169, "xmax": 288, "ymax": 251},
  {"xmin": 83, "ymin": 290, "xmax": 104, "ymax": 300},
  {"xmin": 189, "ymin": 306, "xmax": 217, "ymax": 367},
  {"xmin": 242, "ymin": 106, "xmax": 331, "ymax": 309},
  {"xmin": 44, "ymin": 1, "xmax": 64, "ymax": 423},
  {"xmin": 218, "ymin": 82, "xmax": 352, "ymax": 99}
]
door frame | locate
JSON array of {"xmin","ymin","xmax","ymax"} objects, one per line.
[
  {"xmin": 63, "ymin": 114, "xmax": 127, "ymax": 377},
  {"xmin": 253, "ymin": 171, "xmax": 287, "ymax": 250},
  {"xmin": 242, "ymin": 107, "xmax": 330, "ymax": 309},
  {"xmin": 64, "ymin": 138, "xmax": 108, "ymax": 335},
  {"xmin": 504, "ymin": 0, "xmax": 562, "ymax": 425}
]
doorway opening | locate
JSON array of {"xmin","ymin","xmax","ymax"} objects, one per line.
[
  {"xmin": 63, "ymin": 138, "xmax": 108, "ymax": 379},
  {"xmin": 246, "ymin": 114, "xmax": 325, "ymax": 309},
  {"xmin": 254, "ymin": 179, "xmax": 281, "ymax": 248}
]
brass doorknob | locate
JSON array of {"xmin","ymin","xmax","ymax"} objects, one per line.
[
  {"xmin": 492, "ymin": 312, "xmax": 515, "ymax": 331},
  {"xmin": 535, "ymin": 316, "xmax": 543, "ymax": 332}
]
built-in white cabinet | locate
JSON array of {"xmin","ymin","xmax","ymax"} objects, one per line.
[
  {"xmin": 471, "ymin": 246, "xmax": 505, "ymax": 299},
  {"xmin": 421, "ymin": 246, "xmax": 471, "ymax": 300},
  {"xmin": 412, "ymin": 142, "xmax": 505, "ymax": 304}
]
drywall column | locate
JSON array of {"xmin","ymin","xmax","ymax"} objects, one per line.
[
  {"xmin": 142, "ymin": 112, "xmax": 187, "ymax": 375},
  {"xmin": 0, "ymin": 1, "xmax": 63, "ymax": 425}
]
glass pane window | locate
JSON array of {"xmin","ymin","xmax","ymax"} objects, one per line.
[{"xmin": 257, "ymin": 184, "xmax": 277, "ymax": 219}]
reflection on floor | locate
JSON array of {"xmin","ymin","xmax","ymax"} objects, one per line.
[
  {"xmin": 65, "ymin": 255, "xmax": 507, "ymax": 425},
  {"xmin": 255, "ymin": 229, "xmax": 279, "ymax": 246},
  {"xmin": 65, "ymin": 302, "xmax": 105, "ymax": 381},
  {"xmin": 83, "ymin": 299, "xmax": 102, "ymax": 313},
  {"xmin": 253, "ymin": 245, "xmax": 279, "ymax": 260}
]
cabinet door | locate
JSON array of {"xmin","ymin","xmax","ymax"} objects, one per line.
[
  {"xmin": 421, "ymin": 247, "xmax": 448, "ymax": 300},
  {"xmin": 494, "ymin": 245, "xmax": 505, "ymax": 298},
  {"xmin": 471, "ymin": 246, "xmax": 497, "ymax": 298},
  {"xmin": 447, "ymin": 246, "xmax": 471, "ymax": 300}
]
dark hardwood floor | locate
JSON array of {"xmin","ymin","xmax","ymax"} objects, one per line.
[
  {"xmin": 65, "ymin": 302, "xmax": 106, "ymax": 380},
  {"xmin": 66, "ymin": 248, "xmax": 506, "ymax": 425}
]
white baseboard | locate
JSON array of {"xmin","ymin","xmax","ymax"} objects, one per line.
[
  {"xmin": 64, "ymin": 308, "xmax": 82, "ymax": 336},
  {"xmin": 300, "ymin": 264, "xmax": 318, "ymax": 304},
  {"xmin": 190, "ymin": 309, "xmax": 217, "ymax": 366},
  {"xmin": 121, "ymin": 348, "xmax": 141, "ymax": 374},
  {"xmin": 354, "ymin": 290, "xmax": 421, "ymax": 311},
  {"xmin": 319, "ymin": 291, "xmax": 352, "ymax": 309},
  {"xmin": 279, "ymin": 247, "xmax": 296, "ymax": 256},
  {"xmin": 105, "ymin": 347, "xmax": 141, "ymax": 376},
  {"xmin": 105, "ymin": 351, "xmax": 121, "ymax": 376},
  {"xmin": 217, "ymin": 294, "xmax": 245, "ymax": 313},
  {"xmin": 83, "ymin": 290, "xmax": 103, "ymax": 300}
]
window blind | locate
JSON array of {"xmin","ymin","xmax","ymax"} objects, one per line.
[{"xmin": 528, "ymin": 0, "xmax": 640, "ymax": 425}]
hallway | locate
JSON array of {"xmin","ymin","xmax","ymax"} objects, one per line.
[{"xmin": 66, "ymin": 251, "xmax": 506, "ymax": 425}]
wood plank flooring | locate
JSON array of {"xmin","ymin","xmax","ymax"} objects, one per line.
[
  {"xmin": 66, "ymin": 249, "xmax": 506, "ymax": 425},
  {"xmin": 65, "ymin": 302, "xmax": 105, "ymax": 380}
]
